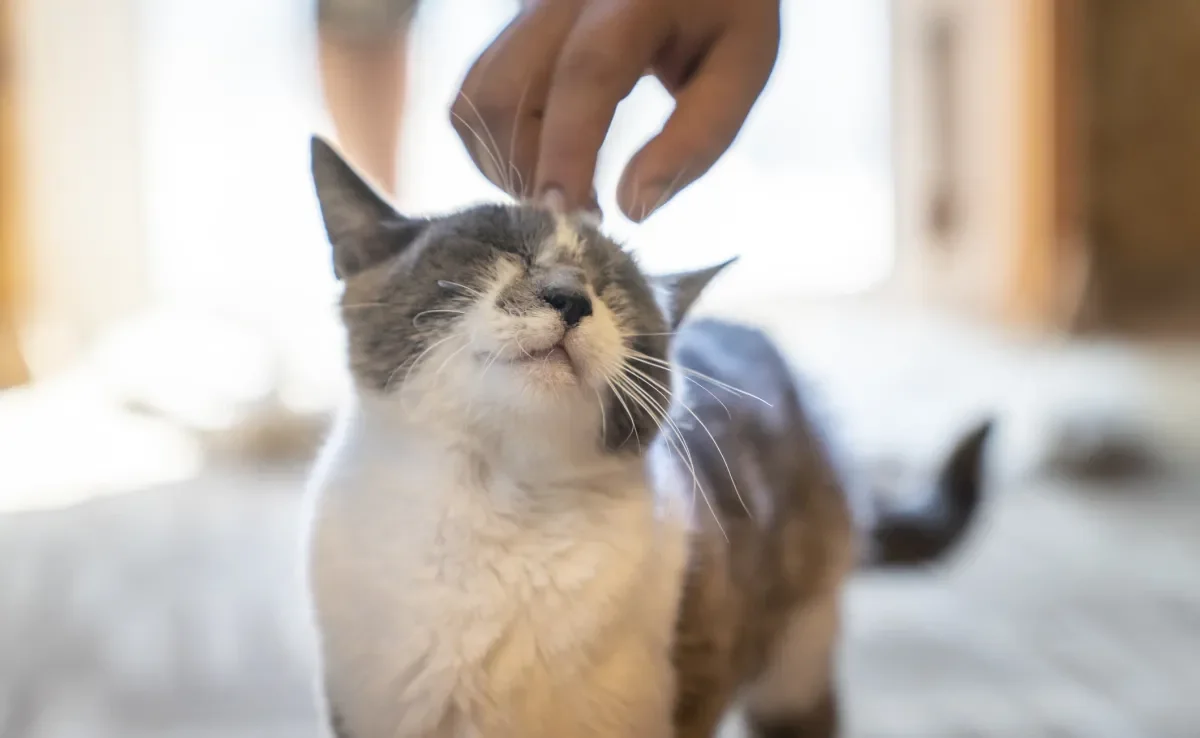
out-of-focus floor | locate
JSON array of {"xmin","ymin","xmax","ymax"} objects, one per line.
[{"xmin": 2, "ymin": 302, "xmax": 1199, "ymax": 738}]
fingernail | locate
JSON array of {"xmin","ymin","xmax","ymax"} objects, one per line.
[
  {"xmin": 633, "ymin": 183, "xmax": 667, "ymax": 222},
  {"xmin": 616, "ymin": 172, "xmax": 671, "ymax": 222}
]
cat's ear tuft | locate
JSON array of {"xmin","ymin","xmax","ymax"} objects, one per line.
[
  {"xmin": 651, "ymin": 257, "xmax": 737, "ymax": 329},
  {"xmin": 311, "ymin": 135, "xmax": 426, "ymax": 280}
]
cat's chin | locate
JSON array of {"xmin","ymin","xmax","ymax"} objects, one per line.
[
  {"xmin": 519, "ymin": 345, "xmax": 569, "ymax": 364},
  {"xmin": 483, "ymin": 340, "xmax": 586, "ymax": 389},
  {"xmin": 512, "ymin": 354, "xmax": 580, "ymax": 389}
]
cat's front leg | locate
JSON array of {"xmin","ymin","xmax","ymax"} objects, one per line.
[
  {"xmin": 326, "ymin": 704, "xmax": 352, "ymax": 738},
  {"xmin": 741, "ymin": 594, "xmax": 843, "ymax": 738},
  {"xmin": 744, "ymin": 687, "xmax": 839, "ymax": 738},
  {"xmin": 671, "ymin": 662, "xmax": 734, "ymax": 738},
  {"xmin": 674, "ymin": 707, "xmax": 727, "ymax": 738}
]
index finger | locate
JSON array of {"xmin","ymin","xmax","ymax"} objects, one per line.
[{"xmin": 533, "ymin": 2, "xmax": 664, "ymax": 211}]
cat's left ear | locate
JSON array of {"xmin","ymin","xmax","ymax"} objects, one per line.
[
  {"xmin": 651, "ymin": 257, "xmax": 737, "ymax": 330},
  {"xmin": 311, "ymin": 135, "xmax": 427, "ymax": 280}
]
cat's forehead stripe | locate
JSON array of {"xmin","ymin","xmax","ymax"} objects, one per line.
[{"xmin": 546, "ymin": 213, "xmax": 585, "ymax": 260}]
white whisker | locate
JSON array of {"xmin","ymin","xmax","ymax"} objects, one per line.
[
  {"xmin": 450, "ymin": 108, "xmax": 511, "ymax": 195},
  {"xmin": 625, "ymin": 351, "xmax": 772, "ymax": 407},
  {"xmin": 481, "ymin": 345, "xmax": 505, "ymax": 376},
  {"xmin": 593, "ymin": 387, "xmax": 607, "ymax": 442},
  {"xmin": 385, "ymin": 333, "xmax": 460, "ymax": 395},
  {"xmin": 622, "ymin": 332, "xmax": 735, "ymax": 416},
  {"xmin": 643, "ymin": 164, "xmax": 690, "ymax": 220},
  {"xmin": 507, "ymin": 80, "xmax": 533, "ymax": 197},
  {"xmin": 455, "ymin": 92, "xmax": 514, "ymax": 196},
  {"xmin": 412, "ymin": 309, "xmax": 467, "ymax": 327},
  {"xmin": 614, "ymin": 370, "xmax": 727, "ymax": 540},
  {"xmin": 604, "ymin": 375, "xmax": 641, "ymax": 449},
  {"xmin": 624, "ymin": 362, "xmax": 752, "ymax": 520},
  {"xmin": 677, "ymin": 372, "xmax": 733, "ymax": 420},
  {"xmin": 467, "ymin": 343, "xmax": 507, "ymax": 421},
  {"xmin": 437, "ymin": 280, "xmax": 483, "ymax": 298},
  {"xmin": 433, "ymin": 336, "xmax": 473, "ymax": 377}
]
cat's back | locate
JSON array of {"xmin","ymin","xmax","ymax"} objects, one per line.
[
  {"xmin": 669, "ymin": 318, "xmax": 847, "ymax": 529},
  {"xmin": 672, "ymin": 318, "xmax": 797, "ymax": 415}
]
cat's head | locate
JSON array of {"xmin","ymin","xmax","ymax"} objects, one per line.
[{"xmin": 311, "ymin": 137, "xmax": 730, "ymax": 455}]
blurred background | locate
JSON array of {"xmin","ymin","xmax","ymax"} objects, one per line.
[{"xmin": 1, "ymin": 0, "xmax": 1198, "ymax": 736}]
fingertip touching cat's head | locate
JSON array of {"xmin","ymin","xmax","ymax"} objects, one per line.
[{"xmin": 310, "ymin": 135, "xmax": 730, "ymax": 454}]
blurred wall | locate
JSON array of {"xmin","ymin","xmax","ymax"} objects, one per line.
[
  {"xmin": 12, "ymin": 0, "xmax": 147, "ymax": 374},
  {"xmin": 889, "ymin": 0, "xmax": 1022, "ymax": 322},
  {"xmin": 0, "ymin": 0, "xmax": 29, "ymax": 387}
]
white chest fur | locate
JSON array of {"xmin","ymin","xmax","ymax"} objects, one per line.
[{"xmin": 305, "ymin": 413, "xmax": 689, "ymax": 738}]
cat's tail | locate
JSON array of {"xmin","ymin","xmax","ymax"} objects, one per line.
[{"xmin": 864, "ymin": 419, "xmax": 995, "ymax": 568}]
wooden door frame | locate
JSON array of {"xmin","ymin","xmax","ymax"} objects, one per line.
[
  {"xmin": 1008, "ymin": 0, "xmax": 1091, "ymax": 332},
  {"xmin": 0, "ymin": 0, "xmax": 30, "ymax": 388},
  {"xmin": 6, "ymin": 0, "xmax": 147, "ymax": 376},
  {"xmin": 888, "ymin": 0, "xmax": 1091, "ymax": 334}
]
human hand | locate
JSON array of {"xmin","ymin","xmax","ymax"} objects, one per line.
[{"xmin": 451, "ymin": 0, "xmax": 781, "ymax": 221}]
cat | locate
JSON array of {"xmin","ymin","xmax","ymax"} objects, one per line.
[{"xmin": 303, "ymin": 136, "xmax": 992, "ymax": 738}]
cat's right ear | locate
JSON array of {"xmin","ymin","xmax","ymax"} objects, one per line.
[
  {"xmin": 651, "ymin": 257, "xmax": 737, "ymax": 330},
  {"xmin": 311, "ymin": 135, "xmax": 427, "ymax": 280}
]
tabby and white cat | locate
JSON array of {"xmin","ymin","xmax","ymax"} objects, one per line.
[{"xmin": 303, "ymin": 137, "xmax": 991, "ymax": 738}]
